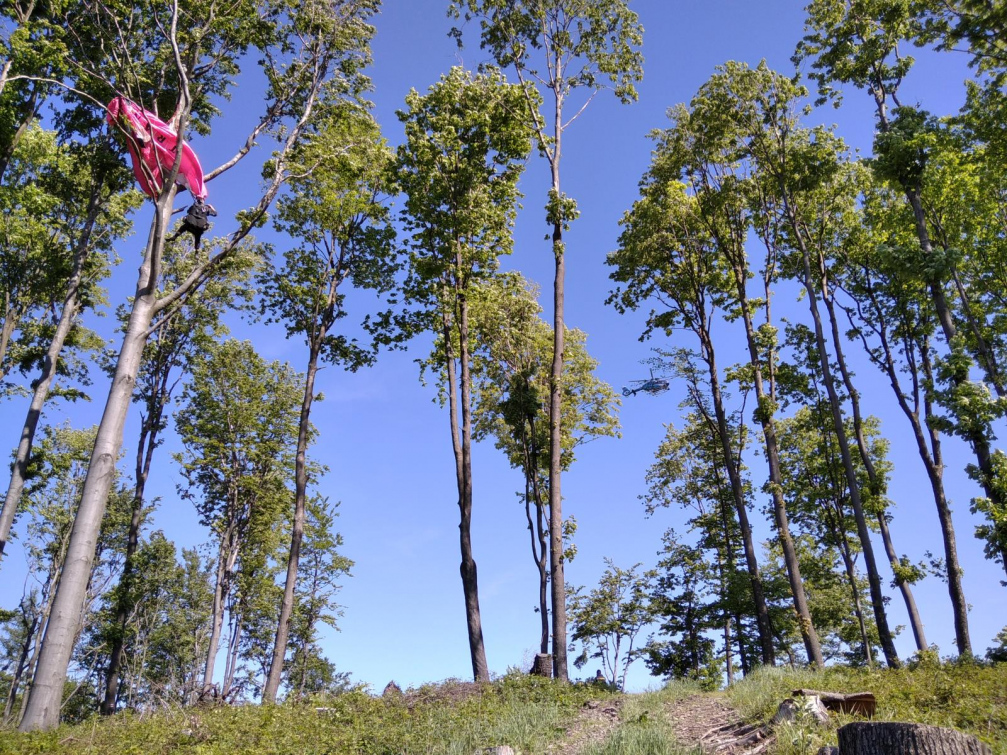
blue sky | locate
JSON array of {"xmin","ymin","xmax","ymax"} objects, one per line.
[{"xmin": 2, "ymin": 0, "xmax": 1005, "ymax": 696}]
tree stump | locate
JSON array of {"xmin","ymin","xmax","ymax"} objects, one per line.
[
  {"xmin": 530, "ymin": 653, "xmax": 552, "ymax": 677},
  {"xmin": 838, "ymin": 722, "xmax": 992, "ymax": 754}
]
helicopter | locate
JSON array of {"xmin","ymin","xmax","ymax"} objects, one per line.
[{"xmin": 621, "ymin": 369, "xmax": 670, "ymax": 397}]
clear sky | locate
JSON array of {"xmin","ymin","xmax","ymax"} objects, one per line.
[{"xmin": 2, "ymin": 0, "xmax": 1004, "ymax": 696}]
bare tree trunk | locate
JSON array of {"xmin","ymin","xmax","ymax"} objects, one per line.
[
  {"xmin": 700, "ymin": 331, "xmax": 776, "ymax": 666},
  {"xmin": 262, "ymin": 342, "xmax": 320, "ymax": 702},
  {"xmin": 2, "ymin": 608, "xmax": 37, "ymax": 722},
  {"xmin": 831, "ymin": 504, "xmax": 874, "ymax": 666},
  {"xmin": 221, "ymin": 607, "xmax": 243, "ymax": 698},
  {"xmin": 202, "ymin": 530, "xmax": 236, "ymax": 696},
  {"xmin": 457, "ymin": 277, "xmax": 488, "ymax": 682},
  {"xmin": 101, "ymin": 377, "xmax": 168, "ymax": 714},
  {"xmin": 791, "ymin": 217, "xmax": 899, "ymax": 667},
  {"xmin": 822, "ymin": 286, "xmax": 929, "ymax": 652},
  {"xmin": 19, "ymin": 184, "xmax": 175, "ymax": 731},
  {"xmin": 521, "ymin": 416, "xmax": 549, "ymax": 655},
  {"xmin": 546, "ymin": 83, "xmax": 569, "ymax": 681},
  {"xmin": 442, "ymin": 280, "xmax": 489, "ymax": 682},
  {"xmin": 732, "ymin": 264, "xmax": 823, "ymax": 668}
]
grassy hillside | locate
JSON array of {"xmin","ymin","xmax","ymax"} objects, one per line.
[
  {"xmin": 727, "ymin": 660, "xmax": 1007, "ymax": 755},
  {"xmin": 2, "ymin": 662, "xmax": 1004, "ymax": 754},
  {"xmin": 0, "ymin": 675, "xmax": 612, "ymax": 755}
]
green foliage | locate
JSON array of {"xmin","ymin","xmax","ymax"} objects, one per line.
[
  {"xmin": 471, "ymin": 272, "xmax": 621, "ymax": 475},
  {"xmin": 397, "ymin": 65, "xmax": 534, "ymax": 317},
  {"xmin": 0, "ymin": 674, "xmax": 612, "ymax": 754},
  {"xmin": 263, "ymin": 104, "xmax": 400, "ymax": 367},
  {"xmin": 795, "ymin": 0, "xmax": 919, "ymax": 108},
  {"xmin": 569, "ymin": 559, "xmax": 654, "ymax": 691},
  {"xmin": 451, "ymin": 0, "xmax": 644, "ymax": 107},
  {"xmin": 0, "ymin": 124, "xmax": 136, "ymax": 397}
]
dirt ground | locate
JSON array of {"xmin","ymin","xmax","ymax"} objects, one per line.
[{"xmin": 547, "ymin": 693, "xmax": 774, "ymax": 755}]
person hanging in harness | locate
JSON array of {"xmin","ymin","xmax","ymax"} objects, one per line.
[{"xmin": 168, "ymin": 198, "xmax": 217, "ymax": 250}]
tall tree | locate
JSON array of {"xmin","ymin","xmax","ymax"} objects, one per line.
[
  {"xmin": 609, "ymin": 164, "xmax": 779, "ymax": 667},
  {"xmin": 100, "ymin": 242, "xmax": 255, "ymax": 714},
  {"xmin": 174, "ymin": 339, "xmax": 300, "ymax": 700},
  {"xmin": 714, "ymin": 62, "xmax": 899, "ymax": 666},
  {"xmin": 841, "ymin": 186, "xmax": 971, "ymax": 655},
  {"xmin": 450, "ymin": 0, "xmax": 643, "ymax": 680},
  {"xmin": 643, "ymin": 86, "xmax": 824, "ymax": 667},
  {"xmin": 396, "ymin": 66, "xmax": 534, "ymax": 682},
  {"xmin": 258, "ymin": 103, "xmax": 397, "ymax": 703},
  {"xmin": 797, "ymin": 0, "xmax": 1007, "ymax": 586},
  {"xmin": 469, "ymin": 272, "xmax": 620, "ymax": 656},
  {"xmin": 20, "ymin": 0, "xmax": 377, "ymax": 730}
]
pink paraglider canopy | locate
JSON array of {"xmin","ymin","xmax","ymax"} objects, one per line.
[{"xmin": 105, "ymin": 96, "xmax": 208, "ymax": 201}]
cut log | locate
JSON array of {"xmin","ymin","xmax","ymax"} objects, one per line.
[
  {"xmin": 837, "ymin": 722, "xmax": 991, "ymax": 754},
  {"xmin": 793, "ymin": 688, "xmax": 876, "ymax": 717}
]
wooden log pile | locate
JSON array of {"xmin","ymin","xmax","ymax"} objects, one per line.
[{"xmin": 792, "ymin": 688, "xmax": 877, "ymax": 718}]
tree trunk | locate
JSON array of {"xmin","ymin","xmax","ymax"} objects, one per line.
[
  {"xmin": 2, "ymin": 608, "xmax": 36, "ymax": 722},
  {"xmin": 262, "ymin": 341, "xmax": 321, "ymax": 702},
  {"xmin": 701, "ymin": 330, "xmax": 776, "ymax": 666},
  {"xmin": 442, "ymin": 280, "xmax": 489, "ymax": 683},
  {"xmin": 732, "ymin": 264, "xmax": 824, "ymax": 668},
  {"xmin": 791, "ymin": 206, "xmax": 899, "ymax": 667},
  {"xmin": 521, "ymin": 416, "xmax": 550, "ymax": 656},
  {"xmin": 546, "ymin": 83, "xmax": 569, "ymax": 682},
  {"xmin": 855, "ymin": 281, "xmax": 969, "ymax": 654},
  {"xmin": 837, "ymin": 722, "xmax": 991, "ymax": 755},
  {"xmin": 835, "ymin": 511, "xmax": 873, "ymax": 666},
  {"xmin": 457, "ymin": 282, "xmax": 489, "ymax": 682},
  {"xmin": 18, "ymin": 186, "xmax": 176, "ymax": 732},
  {"xmin": 202, "ymin": 529, "xmax": 236, "ymax": 697},
  {"xmin": 100, "ymin": 384, "xmax": 167, "ymax": 714},
  {"xmin": 919, "ymin": 341, "xmax": 973, "ymax": 654},
  {"xmin": 221, "ymin": 607, "xmax": 243, "ymax": 699},
  {"xmin": 822, "ymin": 287, "xmax": 929, "ymax": 652}
]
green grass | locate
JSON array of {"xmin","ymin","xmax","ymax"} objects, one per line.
[
  {"xmin": 726, "ymin": 660, "xmax": 1007, "ymax": 755},
  {"xmin": 8, "ymin": 663, "xmax": 1004, "ymax": 754},
  {"xmin": 0, "ymin": 674, "xmax": 613, "ymax": 755}
]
